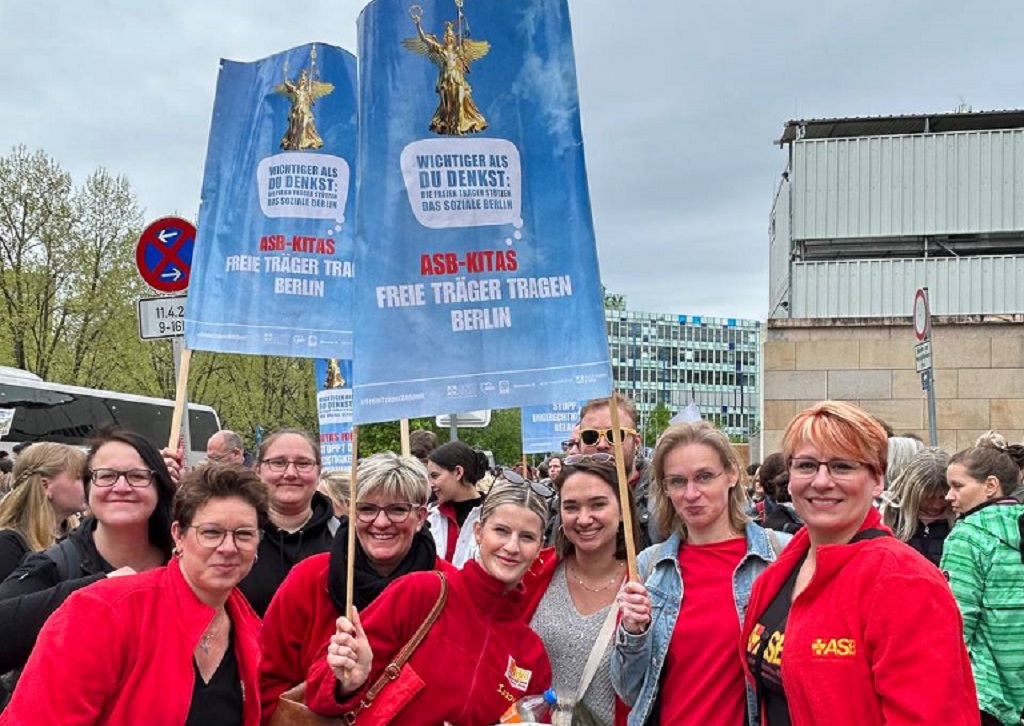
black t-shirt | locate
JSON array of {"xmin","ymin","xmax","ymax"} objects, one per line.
[
  {"xmin": 452, "ymin": 496, "xmax": 482, "ymax": 528},
  {"xmin": 185, "ymin": 632, "xmax": 243, "ymax": 726},
  {"xmin": 745, "ymin": 554, "xmax": 805, "ymax": 726}
]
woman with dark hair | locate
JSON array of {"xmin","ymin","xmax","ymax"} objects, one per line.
[
  {"xmin": 307, "ymin": 480, "xmax": 553, "ymax": 724},
  {"xmin": 1, "ymin": 463, "xmax": 268, "ymax": 725},
  {"xmin": 741, "ymin": 401, "xmax": 977, "ymax": 726},
  {"xmin": 0, "ymin": 428, "xmax": 176, "ymax": 674},
  {"xmin": 880, "ymin": 447, "xmax": 953, "ymax": 566},
  {"xmin": 241, "ymin": 428, "xmax": 338, "ymax": 616},
  {"xmin": 426, "ymin": 440, "xmax": 489, "ymax": 566},
  {"xmin": 0, "ymin": 442, "xmax": 86, "ymax": 581},
  {"xmin": 614, "ymin": 421, "xmax": 788, "ymax": 726},
  {"xmin": 941, "ymin": 434, "xmax": 1024, "ymax": 726},
  {"xmin": 759, "ymin": 453, "xmax": 804, "ymax": 535},
  {"xmin": 522, "ymin": 455, "xmax": 640, "ymax": 725}
]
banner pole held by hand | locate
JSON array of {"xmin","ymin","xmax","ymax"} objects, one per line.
[
  {"xmin": 346, "ymin": 426, "xmax": 360, "ymax": 620},
  {"xmin": 609, "ymin": 394, "xmax": 638, "ymax": 581},
  {"xmin": 167, "ymin": 347, "xmax": 192, "ymax": 452}
]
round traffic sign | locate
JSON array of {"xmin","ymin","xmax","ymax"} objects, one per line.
[
  {"xmin": 135, "ymin": 217, "xmax": 195, "ymax": 293},
  {"xmin": 913, "ymin": 287, "xmax": 930, "ymax": 341}
]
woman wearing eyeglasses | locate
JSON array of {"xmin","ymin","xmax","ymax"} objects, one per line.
[
  {"xmin": 522, "ymin": 454, "xmax": 640, "ymax": 725},
  {"xmin": 1, "ymin": 463, "xmax": 267, "ymax": 725},
  {"xmin": 306, "ymin": 480, "xmax": 552, "ymax": 725},
  {"xmin": 0, "ymin": 428, "xmax": 175, "ymax": 676},
  {"xmin": 240, "ymin": 428, "xmax": 338, "ymax": 616},
  {"xmin": 426, "ymin": 441, "xmax": 489, "ymax": 566},
  {"xmin": 259, "ymin": 452, "xmax": 454, "ymax": 724},
  {"xmin": 613, "ymin": 421, "xmax": 787, "ymax": 726},
  {"xmin": 740, "ymin": 401, "xmax": 977, "ymax": 725}
]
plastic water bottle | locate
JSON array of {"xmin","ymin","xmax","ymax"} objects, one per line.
[{"xmin": 498, "ymin": 688, "xmax": 558, "ymax": 723}]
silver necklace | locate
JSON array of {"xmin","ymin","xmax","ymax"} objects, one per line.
[
  {"xmin": 199, "ymin": 612, "xmax": 226, "ymax": 655},
  {"xmin": 569, "ymin": 560, "xmax": 624, "ymax": 594}
]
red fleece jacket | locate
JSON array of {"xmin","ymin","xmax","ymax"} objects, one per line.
[
  {"xmin": 306, "ymin": 559, "xmax": 552, "ymax": 725},
  {"xmin": 740, "ymin": 509, "xmax": 979, "ymax": 726},
  {"xmin": 0, "ymin": 559, "xmax": 262, "ymax": 726},
  {"xmin": 259, "ymin": 551, "xmax": 453, "ymax": 724}
]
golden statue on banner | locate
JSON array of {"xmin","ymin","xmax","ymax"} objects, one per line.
[
  {"xmin": 324, "ymin": 359, "xmax": 345, "ymax": 389},
  {"xmin": 402, "ymin": 0, "xmax": 490, "ymax": 136},
  {"xmin": 275, "ymin": 46, "xmax": 335, "ymax": 150}
]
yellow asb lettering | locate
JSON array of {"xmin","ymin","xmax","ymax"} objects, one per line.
[
  {"xmin": 811, "ymin": 637, "xmax": 857, "ymax": 657},
  {"xmin": 763, "ymin": 631, "xmax": 784, "ymax": 666}
]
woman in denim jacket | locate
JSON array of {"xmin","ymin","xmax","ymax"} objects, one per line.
[{"xmin": 612, "ymin": 421, "xmax": 787, "ymax": 726}]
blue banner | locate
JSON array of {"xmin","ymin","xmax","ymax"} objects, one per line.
[
  {"xmin": 185, "ymin": 43, "xmax": 357, "ymax": 359},
  {"xmin": 521, "ymin": 400, "xmax": 582, "ymax": 454},
  {"xmin": 351, "ymin": 0, "xmax": 612, "ymax": 424},
  {"xmin": 315, "ymin": 358, "xmax": 354, "ymax": 471}
]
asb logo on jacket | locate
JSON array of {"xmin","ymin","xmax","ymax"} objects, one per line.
[
  {"xmin": 811, "ymin": 637, "xmax": 857, "ymax": 658},
  {"xmin": 505, "ymin": 656, "xmax": 533, "ymax": 691}
]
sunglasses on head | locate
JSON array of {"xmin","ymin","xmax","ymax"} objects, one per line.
[
  {"xmin": 563, "ymin": 453, "xmax": 616, "ymax": 466},
  {"xmin": 579, "ymin": 427, "xmax": 638, "ymax": 446},
  {"xmin": 494, "ymin": 469, "xmax": 555, "ymax": 499}
]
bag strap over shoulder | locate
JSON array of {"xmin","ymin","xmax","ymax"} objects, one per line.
[
  {"xmin": 43, "ymin": 538, "xmax": 82, "ymax": 581},
  {"xmin": 345, "ymin": 570, "xmax": 448, "ymax": 724}
]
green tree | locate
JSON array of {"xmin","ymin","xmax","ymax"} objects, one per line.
[{"xmin": 644, "ymin": 401, "xmax": 672, "ymax": 447}]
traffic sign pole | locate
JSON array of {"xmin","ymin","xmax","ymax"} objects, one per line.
[{"xmin": 913, "ymin": 287, "xmax": 938, "ymax": 446}]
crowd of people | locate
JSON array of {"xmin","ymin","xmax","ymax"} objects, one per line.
[{"xmin": 0, "ymin": 394, "xmax": 1019, "ymax": 724}]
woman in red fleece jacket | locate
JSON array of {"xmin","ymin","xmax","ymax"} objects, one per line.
[
  {"xmin": 307, "ymin": 479, "xmax": 553, "ymax": 725},
  {"xmin": 741, "ymin": 401, "xmax": 978, "ymax": 726},
  {"xmin": 259, "ymin": 452, "xmax": 454, "ymax": 723},
  {"xmin": 1, "ymin": 463, "xmax": 268, "ymax": 726}
]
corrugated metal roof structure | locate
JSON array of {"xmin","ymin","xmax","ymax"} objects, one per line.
[{"xmin": 778, "ymin": 109, "xmax": 1024, "ymax": 144}]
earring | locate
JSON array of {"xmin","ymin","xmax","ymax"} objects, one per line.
[
  {"xmin": 253, "ymin": 552, "xmax": 259, "ymax": 563},
  {"xmin": 173, "ymin": 547, "xmax": 182, "ymax": 558}
]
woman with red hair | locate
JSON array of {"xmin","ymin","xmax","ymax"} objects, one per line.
[{"xmin": 740, "ymin": 401, "xmax": 978, "ymax": 725}]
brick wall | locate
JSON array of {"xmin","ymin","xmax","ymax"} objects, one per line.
[{"xmin": 762, "ymin": 319, "xmax": 1024, "ymax": 456}]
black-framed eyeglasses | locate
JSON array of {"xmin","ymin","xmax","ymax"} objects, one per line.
[
  {"xmin": 579, "ymin": 427, "xmax": 638, "ymax": 446},
  {"xmin": 560, "ymin": 439, "xmax": 579, "ymax": 453},
  {"xmin": 260, "ymin": 458, "xmax": 318, "ymax": 473},
  {"xmin": 354, "ymin": 502, "xmax": 417, "ymax": 524},
  {"xmin": 788, "ymin": 458, "xmax": 867, "ymax": 480},
  {"xmin": 494, "ymin": 469, "xmax": 555, "ymax": 500},
  {"xmin": 90, "ymin": 468, "xmax": 155, "ymax": 488},
  {"xmin": 187, "ymin": 524, "xmax": 261, "ymax": 550}
]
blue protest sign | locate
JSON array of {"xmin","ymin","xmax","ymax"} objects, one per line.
[
  {"xmin": 315, "ymin": 358, "xmax": 354, "ymax": 471},
  {"xmin": 521, "ymin": 400, "xmax": 583, "ymax": 454},
  {"xmin": 185, "ymin": 43, "xmax": 357, "ymax": 359},
  {"xmin": 352, "ymin": 0, "xmax": 612, "ymax": 424}
]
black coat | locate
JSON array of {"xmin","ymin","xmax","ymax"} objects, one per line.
[
  {"xmin": 238, "ymin": 491, "xmax": 339, "ymax": 617},
  {"xmin": 0, "ymin": 519, "xmax": 109, "ymax": 672},
  {"xmin": 906, "ymin": 518, "xmax": 950, "ymax": 567}
]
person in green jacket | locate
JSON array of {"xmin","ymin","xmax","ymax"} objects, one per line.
[{"xmin": 941, "ymin": 433, "xmax": 1024, "ymax": 726}]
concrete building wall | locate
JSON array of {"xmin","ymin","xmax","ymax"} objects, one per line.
[{"xmin": 762, "ymin": 317, "xmax": 1024, "ymax": 456}]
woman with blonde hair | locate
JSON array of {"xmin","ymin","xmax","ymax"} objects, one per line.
[
  {"xmin": 880, "ymin": 447, "xmax": 953, "ymax": 566},
  {"xmin": 0, "ymin": 442, "xmax": 86, "ymax": 582},
  {"xmin": 614, "ymin": 421, "xmax": 788, "ymax": 726}
]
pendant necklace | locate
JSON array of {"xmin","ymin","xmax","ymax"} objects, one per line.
[
  {"xmin": 199, "ymin": 612, "xmax": 226, "ymax": 655},
  {"xmin": 570, "ymin": 560, "xmax": 624, "ymax": 594}
]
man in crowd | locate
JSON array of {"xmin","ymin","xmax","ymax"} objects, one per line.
[
  {"xmin": 577, "ymin": 393, "xmax": 659, "ymax": 546},
  {"xmin": 206, "ymin": 429, "xmax": 245, "ymax": 465}
]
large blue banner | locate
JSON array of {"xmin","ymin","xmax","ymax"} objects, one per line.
[
  {"xmin": 351, "ymin": 0, "xmax": 612, "ymax": 424},
  {"xmin": 185, "ymin": 43, "xmax": 357, "ymax": 359},
  {"xmin": 315, "ymin": 358, "xmax": 354, "ymax": 471},
  {"xmin": 521, "ymin": 400, "xmax": 582, "ymax": 454}
]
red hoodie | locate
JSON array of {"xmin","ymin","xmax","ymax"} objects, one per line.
[
  {"xmin": 306, "ymin": 559, "xmax": 552, "ymax": 724},
  {"xmin": 740, "ymin": 509, "xmax": 979, "ymax": 725}
]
